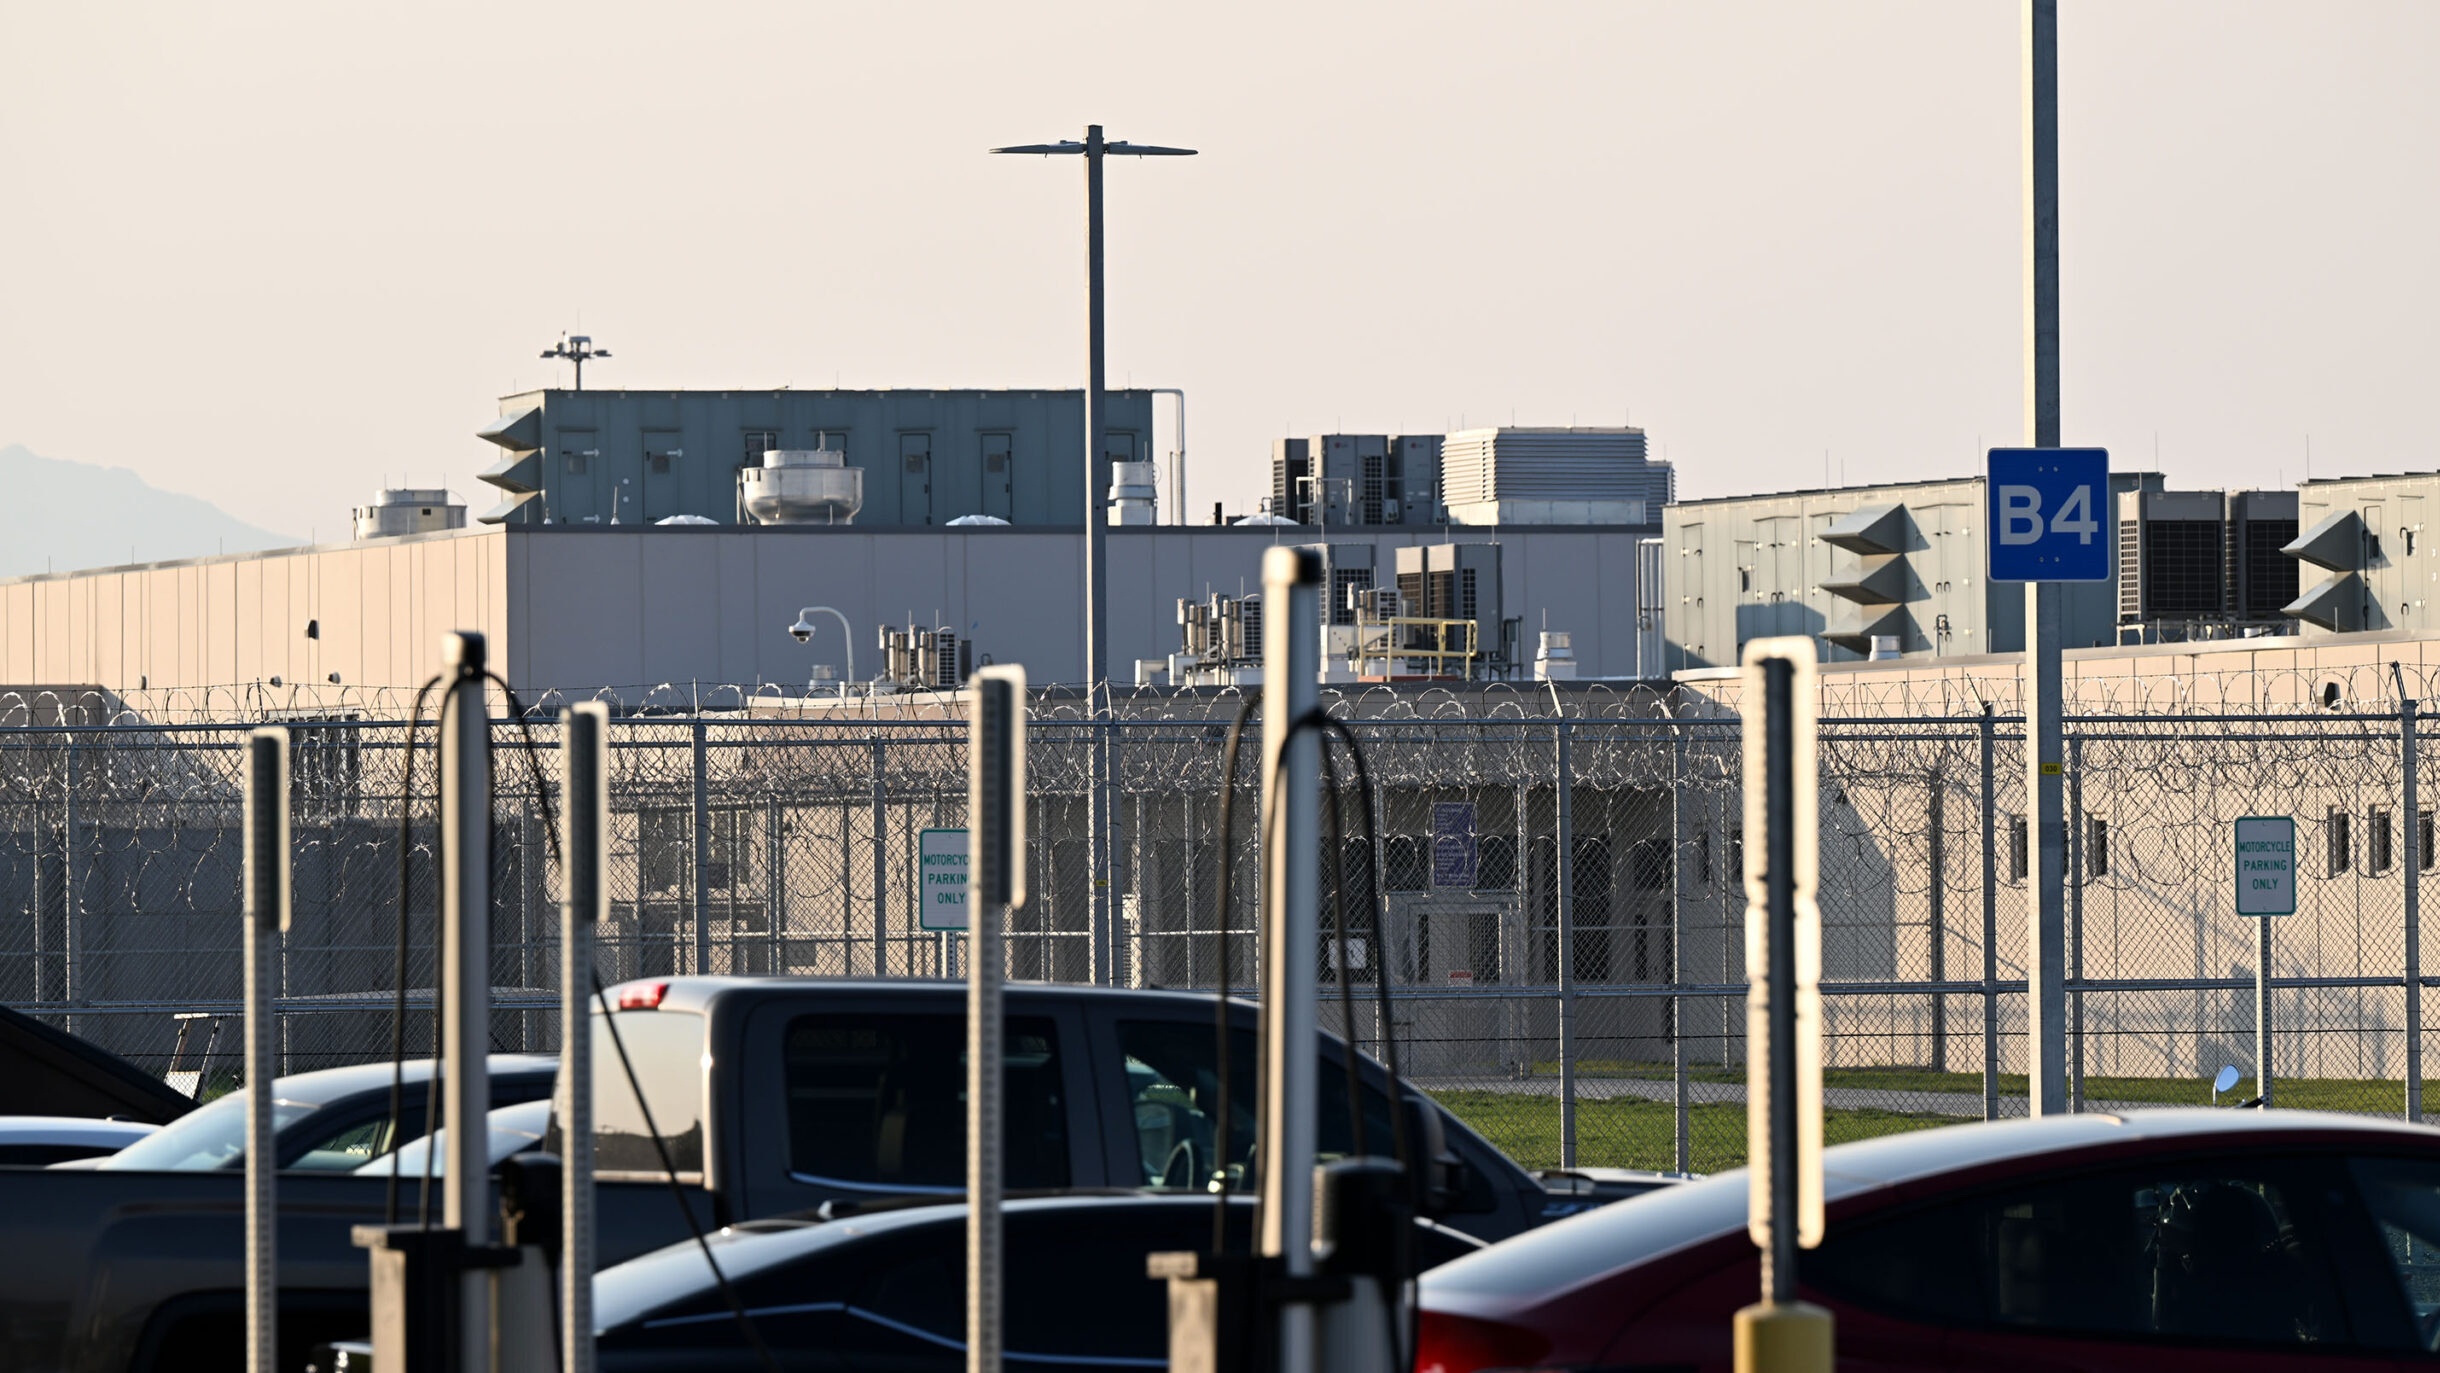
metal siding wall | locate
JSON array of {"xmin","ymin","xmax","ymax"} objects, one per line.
[
  {"xmin": 710, "ymin": 533, "xmax": 759, "ymax": 686},
  {"xmin": 493, "ymin": 389, "xmax": 1152, "ymax": 529},
  {"xmin": 238, "ymin": 558, "xmax": 267, "ymax": 687},
  {"xmin": 638, "ymin": 534, "xmax": 723, "ymax": 688}
]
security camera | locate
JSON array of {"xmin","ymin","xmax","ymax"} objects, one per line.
[{"xmin": 788, "ymin": 608, "xmax": 819, "ymax": 643}]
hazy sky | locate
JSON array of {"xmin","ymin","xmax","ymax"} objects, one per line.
[{"xmin": 2, "ymin": 2, "xmax": 2433, "ymax": 538}]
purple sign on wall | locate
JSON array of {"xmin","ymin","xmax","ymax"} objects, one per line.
[{"xmin": 1432, "ymin": 802, "xmax": 1478, "ymax": 888}]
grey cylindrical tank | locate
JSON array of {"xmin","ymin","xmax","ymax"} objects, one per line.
[{"xmin": 740, "ymin": 449, "xmax": 864, "ymax": 525}]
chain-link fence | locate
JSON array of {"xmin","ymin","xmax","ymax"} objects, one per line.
[{"xmin": 4, "ymin": 676, "xmax": 2436, "ymax": 1174}]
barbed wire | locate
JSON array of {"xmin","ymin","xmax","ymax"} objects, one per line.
[{"xmin": 5, "ymin": 674, "xmax": 2437, "ymax": 1169}]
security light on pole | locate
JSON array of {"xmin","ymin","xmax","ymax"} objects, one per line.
[
  {"xmin": 788, "ymin": 606, "xmax": 856, "ymax": 696},
  {"xmin": 540, "ymin": 333, "xmax": 611, "ymax": 390}
]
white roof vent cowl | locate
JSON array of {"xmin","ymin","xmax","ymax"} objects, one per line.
[
  {"xmin": 740, "ymin": 447, "xmax": 864, "ymax": 525},
  {"xmin": 354, "ymin": 488, "xmax": 468, "ymax": 541}
]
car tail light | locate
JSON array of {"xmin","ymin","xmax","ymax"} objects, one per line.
[
  {"xmin": 614, "ymin": 979, "xmax": 670, "ymax": 1010},
  {"xmin": 1415, "ymin": 1310, "xmax": 1560, "ymax": 1373}
]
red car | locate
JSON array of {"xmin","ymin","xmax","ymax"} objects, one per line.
[{"xmin": 1417, "ymin": 1109, "xmax": 2440, "ymax": 1372}]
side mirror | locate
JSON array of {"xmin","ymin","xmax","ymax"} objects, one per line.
[
  {"xmin": 1406, "ymin": 1096, "xmax": 1467, "ymax": 1218},
  {"xmin": 2212, "ymin": 1065, "xmax": 2242, "ymax": 1101},
  {"xmin": 497, "ymin": 1152, "xmax": 562, "ymax": 1265}
]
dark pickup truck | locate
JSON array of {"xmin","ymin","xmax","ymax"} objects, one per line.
[{"xmin": 0, "ymin": 977, "xmax": 1623, "ymax": 1373}]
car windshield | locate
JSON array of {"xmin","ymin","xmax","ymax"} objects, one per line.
[
  {"xmin": 357, "ymin": 1099, "xmax": 553, "ymax": 1177},
  {"xmin": 98, "ymin": 1094, "xmax": 319, "ymax": 1171}
]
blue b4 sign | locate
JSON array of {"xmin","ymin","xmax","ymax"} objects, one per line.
[{"xmin": 1986, "ymin": 448, "xmax": 2111, "ymax": 583}]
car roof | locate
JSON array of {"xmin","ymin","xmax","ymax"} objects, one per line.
[
  {"xmin": 623, "ymin": 975, "xmax": 1252, "ymax": 1019},
  {"xmin": 0, "ymin": 1116, "xmax": 159, "ymax": 1145},
  {"xmin": 1818, "ymin": 1107, "xmax": 2440, "ymax": 1187},
  {"xmin": 1424, "ymin": 1110, "xmax": 2440, "ymax": 1306},
  {"xmin": 596, "ymin": 1192, "xmax": 1238, "ymax": 1330},
  {"xmin": 258, "ymin": 1054, "xmax": 559, "ymax": 1109}
]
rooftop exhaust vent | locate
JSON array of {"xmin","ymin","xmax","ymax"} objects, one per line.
[
  {"xmin": 1819, "ymin": 504, "xmax": 1909, "ymax": 557},
  {"xmin": 740, "ymin": 447, "xmax": 864, "ymax": 525}
]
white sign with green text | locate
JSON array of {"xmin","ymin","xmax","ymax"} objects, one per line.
[
  {"xmin": 919, "ymin": 828, "xmax": 970, "ymax": 931},
  {"xmin": 2234, "ymin": 816, "xmax": 2296, "ymax": 916}
]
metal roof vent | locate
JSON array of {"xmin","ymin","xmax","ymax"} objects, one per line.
[
  {"xmin": 740, "ymin": 446, "xmax": 864, "ymax": 525},
  {"xmin": 2285, "ymin": 508, "xmax": 2367, "ymax": 572},
  {"xmin": 2283, "ymin": 572, "xmax": 2364, "ymax": 632},
  {"xmin": 1820, "ymin": 504, "xmax": 1909, "ymax": 556}
]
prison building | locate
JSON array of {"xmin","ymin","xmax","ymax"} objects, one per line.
[{"xmin": 473, "ymin": 387, "xmax": 1160, "ymax": 529}]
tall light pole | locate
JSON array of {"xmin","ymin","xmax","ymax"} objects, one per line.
[
  {"xmin": 2023, "ymin": 0, "xmax": 2069, "ymax": 1118},
  {"xmin": 992, "ymin": 124, "xmax": 1195, "ymax": 986},
  {"xmin": 989, "ymin": 125, "xmax": 1196, "ymax": 687},
  {"xmin": 541, "ymin": 332, "xmax": 611, "ymax": 390}
]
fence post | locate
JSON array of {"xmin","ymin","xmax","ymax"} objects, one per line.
[
  {"xmin": 2069, "ymin": 734, "xmax": 2084, "ymax": 1114},
  {"xmin": 32, "ymin": 784, "xmax": 49, "ymax": 1004},
  {"xmin": 1556, "ymin": 720, "xmax": 1576, "ymax": 1170},
  {"xmin": 692, "ymin": 720, "xmax": 712, "ymax": 976},
  {"xmin": 1368, "ymin": 759, "xmax": 1389, "ymax": 1062},
  {"xmin": 62, "ymin": 739, "xmax": 77, "ymax": 1026},
  {"xmin": 1093, "ymin": 713, "xmax": 1113, "ymax": 987},
  {"xmin": 522, "ymin": 811, "xmax": 546, "ymax": 1050},
  {"xmin": 767, "ymin": 795, "xmax": 784, "ymax": 977},
  {"xmin": 1980, "ymin": 702, "xmax": 1998, "ymax": 1122},
  {"xmin": 872, "ymin": 738, "xmax": 889, "ymax": 977},
  {"xmin": 1670, "ymin": 732, "xmax": 1689, "ymax": 1174},
  {"xmin": 2408, "ymin": 697, "xmax": 2423, "ymax": 1123},
  {"xmin": 1928, "ymin": 771, "xmax": 1946, "ymax": 1075}
]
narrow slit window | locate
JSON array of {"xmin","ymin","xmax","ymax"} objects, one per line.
[
  {"xmin": 2372, "ymin": 807, "xmax": 2396, "ymax": 874},
  {"xmin": 2009, "ymin": 816, "xmax": 2028, "ymax": 883},
  {"xmin": 2329, "ymin": 808, "xmax": 2352, "ymax": 876},
  {"xmin": 2087, "ymin": 817, "xmax": 2109, "ymax": 880}
]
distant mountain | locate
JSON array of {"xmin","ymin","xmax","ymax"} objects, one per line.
[{"xmin": 0, "ymin": 443, "xmax": 303, "ymax": 579}]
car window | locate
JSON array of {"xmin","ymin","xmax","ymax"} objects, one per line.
[
  {"xmin": 1118, "ymin": 1020, "xmax": 1399, "ymax": 1192},
  {"xmin": 357, "ymin": 1099, "xmax": 553, "ymax": 1177},
  {"xmin": 2347, "ymin": 1155, "xmax": 2440, "ymax": 1350},
  {"xmin": 1805, "ymin": 1159, "xmax": 2352, "ymax": 1348},
  {"xmin": 289, "ymin": 1113, "xmax": 398, "ymax": 1171},
  {"xmin": 1121, "ymin": 1023, "xmax": 1252, "ymax": 1190},
  {"xmin": 783, "ymin": 1013, "xmax": 1069, "ymax": 1190},
  {"xmin": 97, "ymin": 1097, "xmax": 318, "ymax": 1171},
  {"xmin": 595, "ymin": 1011, "xmax": 707, "ymax": 1176}
]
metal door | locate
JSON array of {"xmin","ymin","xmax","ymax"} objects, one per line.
[
  {"xmin": 899, "ymin": 433, "xmax": 932, "ymax": 526},
  {"xmin": 1385, "ymin": 891, "xmax": 1520, "ymax": 1078},
  {"xmin": 554, "ymin": 430, "xmax": 598, "ymax": 522},
  {"xmin": 982, "ymin": 433, "xmax": 1014, "ymax": 521},
  {"xmin": 641, "ymin": 430, "xmax": 683, "ymax": 521}
]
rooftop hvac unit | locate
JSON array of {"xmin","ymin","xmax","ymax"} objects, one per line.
[
  {"xmin": 2227, "ymin": 490, "xmax": 2300, "ymax": 622},
  {"xmin": 1177, "ymin": 593, "xmax": 1263, "ymax": 670},
  {"xmin": 1390, "ymin": 543, "xmax": 1508, "ymax": 678},
  {"xmin": 2117, "ymin": 489, "xmax": 2228, "ymax": 624},
  {"xmin": 1271, "ymin": 438, "xmax": 1312, "ymax": 524},
  {"xmin": 1302, "ymin": 542, "xmax": 1376, "ymax": 627},
  {"xmin": 874, "ymin": 624, "xmax": 963, "ymax": 691}
]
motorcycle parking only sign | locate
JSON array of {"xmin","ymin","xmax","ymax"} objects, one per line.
[
  {"xmin": 2234, "ymin": 816, "xmax": 2296, "ymax": 917},
  {"xmin": 918, "ymin": 828, "xmax": 969, "ymax": 931}
]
